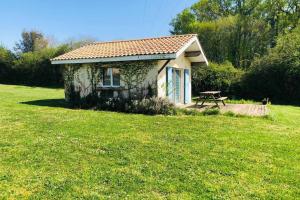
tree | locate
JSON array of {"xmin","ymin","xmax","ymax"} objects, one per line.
[
  {"xmin": 14, "ymin": 30, "xmax": 48, "ymax": 53},
  {"xmin": 242, "ymin": 25, "xmax": 300, "ymax": 103},
  {"xmin": 170, "ymin": 9, "xmax": 197, "ymax": 35},
  {"xmin": 12, "ymin": 44, "xmax": 68, "ymax": 86},
  {"xmin": 170, "ymin": 0, "xmax": 299, "ymax": 68},
  {"xmin": 65, "ymin": 37, "xmax": 96, "ymax": 50},
  {"xmin": 0, "ymin": 46, "xmax": 14, "ymax": 83},
  {"xmin": 190, "ymin": 0, "xmax": 234, "ymax": 21},
  {"xmin": 258, "ymin": 0, "xmax": 300, "ymax": 47}
]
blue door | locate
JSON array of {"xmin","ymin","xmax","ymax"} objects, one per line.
[
  {"xmin": 184, "ymin": 69, "xmax": 190, "ymax": 104},
  {"xmin": 167, "ymin": 67, "xmax": 181, "ymax": 103}
]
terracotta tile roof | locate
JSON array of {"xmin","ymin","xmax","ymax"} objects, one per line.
[{"xmin": 51, "ymin": 34, "xmax": 197, "ymax": 61}]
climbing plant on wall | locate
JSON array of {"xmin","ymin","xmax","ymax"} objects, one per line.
[
  {"xmin": 102, "ymin": 60, "xmax": 157, "ymax": 98},
  {"xmin": 85, "ymin": 63, "xmax": 102, "ymax": 97},
  {"xmin": 63, "ymin": 64, "xmax": 80, "ymax": 102},
  {"xmin": 63, "ymin": 60, "xmax": 157, "ymax": 107},
  {"xmin": 63, "ymin": 63, "xmax": 102, "ymax": 106}
]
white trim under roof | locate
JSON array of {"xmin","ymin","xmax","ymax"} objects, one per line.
[
  {"xmin": 175, "ymin": 36, "xmax": 208, "ymax": 66},
  {"xmin": 194, "ymin": 37, "xmax": 209, "ymax": 65},
  {"xmin": 51, "ymin": 53, "xmax": 177, "ymax": 64},
  {"xmin": 176, "ymin": 37, "xmax": 197, "ymax": 58}
]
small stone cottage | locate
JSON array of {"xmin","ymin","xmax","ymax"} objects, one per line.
[{"xmin": 51, "ymin": 34, "xmax": 208, "ymax": 105}]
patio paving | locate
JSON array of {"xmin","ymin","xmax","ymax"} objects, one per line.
[{"xmin": 181, "ymin": 103, "xmax": 269, "ymax": 116}]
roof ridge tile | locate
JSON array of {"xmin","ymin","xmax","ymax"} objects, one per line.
[{"xmin": 91, "ymin": 34, "xmax": 197, "ymax": 45}]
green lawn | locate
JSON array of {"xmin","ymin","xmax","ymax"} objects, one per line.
[{"xmin": 0, "ymin": 84, "xmax": 299, "ymax": 199}]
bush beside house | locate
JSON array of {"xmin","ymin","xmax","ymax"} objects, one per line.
[
  {"xmin": 241, "ymin": 25, "xmax": 300, "ymax": 103},
  {"xmin": 192, "ymin": 61, "xmax": 243, "ymax": 98},
  {"xmin": 0, "ymin": 46, "xmax": 15, "ymax": 83},
  {"xmin": 0, "ymin": 30, "xmax": 90, "ymax": 87},
  {"xmin": 12, "ymin": 46, "xmax": 68, "ymax": 86}
]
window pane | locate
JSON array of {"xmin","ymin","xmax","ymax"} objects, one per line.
[
  {"xmin": 103, "ymin": 68, "xmax": 111, "ymax": 86},
  {"xmin": 112, "ymin": 68, "xmax": 120, "ymax": 86}
]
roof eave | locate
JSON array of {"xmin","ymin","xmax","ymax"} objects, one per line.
[
  {"xmin": 175, "ymin": 36, "xmax": 209, "ymax": 66},
  {"xmin": 51, "ymin": 53, "xmax": 177, "ymax": 65}
]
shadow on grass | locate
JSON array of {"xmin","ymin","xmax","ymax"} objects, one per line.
[
  {"xmin": 21, "ymin": 99, "xmax": 71, "ymax": 109},
  {"xmin": 0, "ymin": 83, "xmax": 64, "ymax": 89}
]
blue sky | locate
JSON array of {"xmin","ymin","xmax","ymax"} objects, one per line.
[{"xmin": 0, "ymin": 0, "xmax": 197, "ymax": 49}]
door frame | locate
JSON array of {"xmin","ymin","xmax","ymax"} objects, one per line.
[
  {"xmin": 173, "ymin": 69, "xmax": 181, "ymax": 104},
  {"xmin": 184, "ymin": 68, "xmax": 191, "ymax": 104},
  {"xmin": 166, "ymin": 67, "xmax": 183, "ymax": 104}
]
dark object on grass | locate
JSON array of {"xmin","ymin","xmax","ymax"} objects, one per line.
[{"xmin": 262, "ymin": 98, "xmax": 269, "ymax": 105}]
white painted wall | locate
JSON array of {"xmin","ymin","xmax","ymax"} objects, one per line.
[
  {"xmin": 116, "ymin": 65, "xmax": 158, "ymax": 98},
  {"xmin": 73, "ymin": 64, "xmax": 93, "ymax": 97},
  {"xmin": 157, "ymin": 53, "xmax": 192, "ymax": 104},
  {"xmin": 70, "ymin": 53, "xmax": 192, "ymax": 104},
  {"xmin": 71, "ymin": 63, "xmax": 159, "ymax": 99}
]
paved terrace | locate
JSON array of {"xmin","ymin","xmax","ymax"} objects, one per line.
[{"xmin": 181, "ymin": 103, "xmax": 269, "ymax": 116}]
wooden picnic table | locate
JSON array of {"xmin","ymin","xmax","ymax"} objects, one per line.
[{"xmin": 195, "ymin": 91, "xmax": 227, "ymax": 108}]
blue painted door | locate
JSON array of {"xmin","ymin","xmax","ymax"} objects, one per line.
[
  {"xmin": 184, "ymin": 69, "xmax": 190, "ymax": 104},
  {"xmin": 167, "ymin": 67, "xmax": 182, "ymax": 103}
]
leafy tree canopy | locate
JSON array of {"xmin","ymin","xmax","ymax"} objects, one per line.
[
  {"xmin": 242, "ymin": 24, "xmax": 300, "ymax": 103},
  {"xmin": 14, "ymin": 30, "xmax": 48, "ymax": 53},
  {"xmin": 171, "ymin": 0, "xmax": 299, "ymax": 68}
]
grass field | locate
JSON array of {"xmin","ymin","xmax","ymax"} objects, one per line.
[{"xmin": 0, "ymin": 84, "xmax": 299, "ymax": 199}]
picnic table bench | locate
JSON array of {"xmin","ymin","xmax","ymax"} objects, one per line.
[{"xmin": 195, "ymin": 91, "xmax": 228, "ymax": 108}]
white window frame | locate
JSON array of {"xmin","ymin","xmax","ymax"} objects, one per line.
[{"xmin": 102, "ymin": 68, "xmax": 120, "ymax": 87}]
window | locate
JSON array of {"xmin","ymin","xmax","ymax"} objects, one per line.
[{"xmin": 103, "ymin": 68, "xmax": 120, "ymax": 87}]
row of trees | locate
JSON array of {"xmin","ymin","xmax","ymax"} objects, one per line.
[
  {"xmin": 0, "ymin": 31, "xmax": 93, "ymax": 86},
  {"xmin": 171, "ymin": 0, "xmax": 299, "ymax": 68},
  {"xmin": 172, "ymin": 0, "xmax": 300, "ymax": 103},
  {"xmin": 242, "ymin": 25, "xmax": 300, "ymax": 103}
]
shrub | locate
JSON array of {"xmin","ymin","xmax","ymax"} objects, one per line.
[
  {"xmin": 12, "ymin": 46, "xmax": 68, "ymax": 87},
  {"xmin": 129, "ymin": 97, "xmax": 176, "ymax": 115},
  {"xmin": 177, "ymin": 108, "xmax": 201, "ymax": 116},
  {"xmin": 96, "ymin": 97, "xmax": 176, "ymax": 115},
  {"xmin": 0, "ymin": 46, "xmax": 15, "ymax": 83},
  {"xmin": 67, "ymin": 84, "xmax": 81, "ymax": 107},
  {"xmin": 192, "ymin": 61, "xmax": 243, "ymax": 97},
  {"xmin": 202, "ymin": 108, "xmax": 220, "ymax": 115},
  {"xmin": 241, "ymin": 25, "xmax": 300, "ymax": 104},
  {"xmin": 97, "ymin": 97, "xmax": 129, "ymax": 112},
  {"xmin": 223, "ymin": 111, "xmax": 236, "ymax": 117},
  {"xmin": 67, "ymin": 88, "xmax": 100, "ymax": 109}
]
